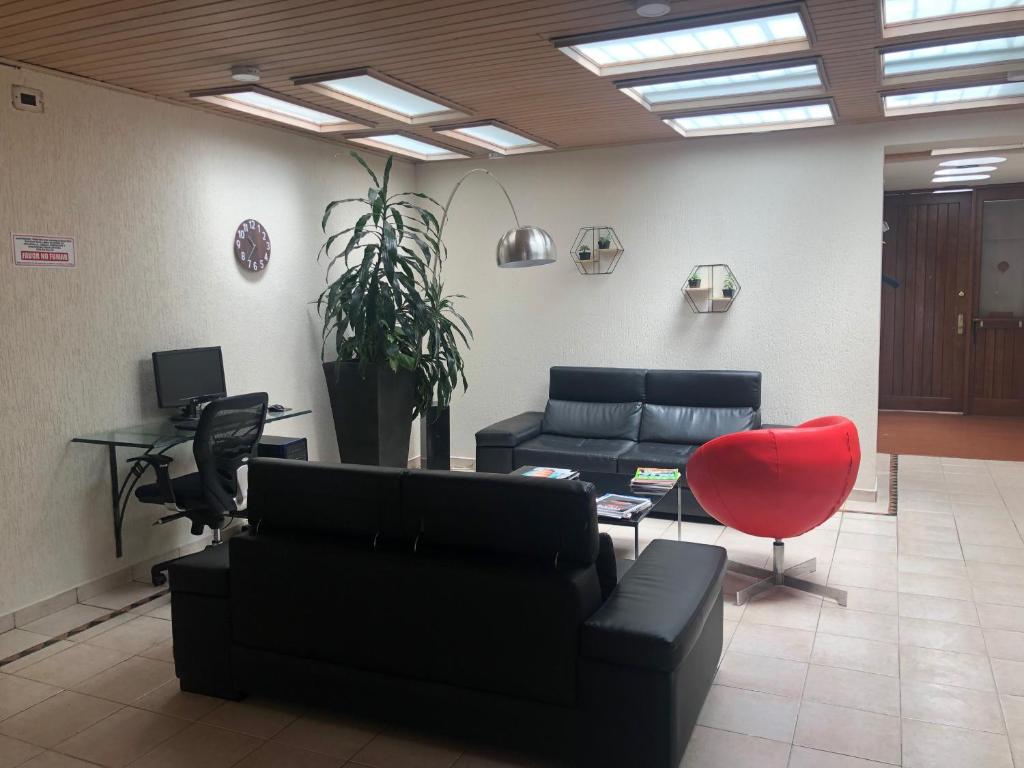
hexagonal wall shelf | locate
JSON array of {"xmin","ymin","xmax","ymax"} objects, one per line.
[
  {"xmin": 682, "ymin": 264, "xmax": 740, "ymax": 313},
  {"xmin": 570, "ymin": 226, "xmax": 623, "ymax": 275}
]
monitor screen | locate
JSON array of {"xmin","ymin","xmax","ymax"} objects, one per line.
[{"xmin": 152, "ymin": 347, "xmax": 226, "ymax": 408}]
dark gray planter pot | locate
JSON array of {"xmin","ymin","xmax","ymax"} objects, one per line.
[{"xmin": 322, "ymin": 361, "xmax": 416, "ymax": 467}]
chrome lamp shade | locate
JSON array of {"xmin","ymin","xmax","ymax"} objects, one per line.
[{"xmin": 496, "ymin": 225, "xmax": 557, "ymax": 268}]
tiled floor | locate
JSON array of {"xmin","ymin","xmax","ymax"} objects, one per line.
[{"xmin": 1, "ymin": 454, "xmax": 1023, "ymax": 767}]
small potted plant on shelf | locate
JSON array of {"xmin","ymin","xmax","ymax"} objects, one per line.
[
  {"xmin": 597, "ymin": 229, "xmax": 612, "ymax": 250},
  {"xmin": 577, "ymin": 244, "xmax": 592, "ymax": 261},
  {"xmin": 722, "ymin": 277, "xmax": 736, "ymax": 298},
  {"xmin": 687, "ymin": 270, "xmax": 702, "ymax": 288}
]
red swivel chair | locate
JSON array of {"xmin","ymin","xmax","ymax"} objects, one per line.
[{"xmin": 686, "ymin": 416, "xmax": 860, "ymax": 606}]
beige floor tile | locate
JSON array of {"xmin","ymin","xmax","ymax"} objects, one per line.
[
  {"xmin": 727, "ymin": 622, "xmax": 815, "ymax": 663},
  {"xmin": 978, "ymin": 603, "xmax": 1024, "ymax": 631},
  {"xmin": 898, "ymin": 593, "xmax": 980, "ymax": 626},
  {"xmin": 901, "ymin": 680, "xmax": 1005, "ymax": 733},
  {"xmin": 200, "ymin": 697, "xmax": 301, "ymax": 738},
  {"xmin": 793, "ymin": 700, "xmax": 901, "ymax": 765},
  {"xmin": 964, "ymin": 544, "xmax": 1024, "ymax": 566},
  {"xmin": 0, "ymin": 691, "xmax": 121, "ymax": 748},
  {"xmin": 680, "ymin": 726, "xmax": 790, "ymax": 768},
  {"xmin": 898, "ymin": 537, "xmax": 963, "ymax": 560},
  {"xmin": 842, "ymin": 516, "xmax": 897, "ymax": 537},
  {"xmin": 992, "ymin": 658, "xmax": 1024, "ymax": 696},
  {"xmin": 740, "ymin": 587, "xmax": 822, "ymax": 632},
  {"xmin": 20, "ymin": 750, "xmax": 105, "ymax": 767},
  {"xmin": 833, "ymin": 548, "xmax": 898, "ymax": 568},
  {"xmin": 273, "ymin": 711, "xmax": 378, "ymax": 760},
  {"xmin": 130, "ymin": 722, "xmax": 260, "ymax": 768},
  {"xmin": 0, "ymin": 733, "xmax": 43, "ymax": 768},
  {"xmin": 827, "ymin": 563, "xmax": 897, "ymax": 591},
  {"xmin": 802, "ymin": 664, "xmax": 900, "ymax": 717},
  {"xmin": 817, "ymin": 605, "xmax": 898, "ymax": 644},
  {"xmin": 967, "ymin": 561, "xmax": 1024, "ymax": 586},
  {"xmin": 19, "ymin": 606, "xmax": 111, "ymax": 639},
  {"xmin": 788, "ymin": 745, "xmax": 893, "ymax": 767},
  {"xmin": 138, "ymin": 639, "xmax": 174, "ymax": 664},
  {"xmin": 55, "ymin": 706, "xmax": 187, "ymax": 767},
  {"xmin": 1001, "ymin": 694, "xmax": 1024, "ymax": 766},
  {"xmin": 0, "ymin": 642, "xmax": 75, "ymax": 674},
  {"xmin": 973, "ymin": 581, "xmax": 1024, "ymax": 608},
  {"xmin": 899, "ymin": 617, "xmax": 987, "ymax": 655},
  {"xmin": 902, "ymin": 718, "xmax": 1013, "ymax": 768},
  {"xmin": 71, "ymin": 614, "xmax": 134, "ymax": 643},
  {"xmin": 0, "ymin": 630, "xmax": 50, "ymax": 661},
  {"xmin": 0, "ymin": 673, "xmax": 62, "ymax": 722},
  {"xmin": 713, "ymin": 651, "xmax": 807, "ymax": 698},
  {"xmin": 80, "ymin": 584, "xmax": 165, "ymax": 612},
  {"xmin": 351, "ymin": 730, "xmax": 462, "ymax": 768},
  {"xmin": 83, "ymin": 617, "xmax": 172, "ymax": 655},
  {"xmin": 696, "ymin": 685, "xmax": 799, "ymax": 743},
  {"xmin": 842, "ymin": 587, "xmax": 899, "ymax": 615},
  {"xmin": 900, "ymin": 645, "xmax": 996, "ymax": 691},
  {"xmin": 835, "ymin": 533, "xmax": 897, "ymax": 554},
  {"xmin": 898, "ymin": 524, "xmax": 960, "ymax": 545},
  {"xmin": 984, "ymin": 629, "xmax": 1024, "ymax": 661},
  {"xmin": 234, "ymin": 741, "xmax": 343, "ymax": 768},
  {"xmin": 811, "ymin": 634, "xmax": 899, "ymax": 677},
  {"xmin": 450, "ymin": 751, "xmax": 549, "ymax": 768},
  {"xmin": 131, "ymin": 680, "xmax": 221, "ymax": 722},
  {"xmin": 130, "ymin": 594, "xmax": 172, "ymax": 617},
  {"xmin": 145, "ymin": 603, "xmax": 173, "ymax": 622},
  {"xmin": 72, "ymin": 656, "xmax": 175, "ymax": 705},
  {"xmin": 899, "ymin": 573, "xmax": 974, "ymax": 601},
  {"xmin": 13, "ymin": 643, "xmax": 132, "ymax": 689}
]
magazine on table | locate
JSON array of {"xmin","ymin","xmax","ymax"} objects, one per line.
[
  {"xmin": 596, "ymin": 493, "xmax": 652, "ymax": 520},
  {"xmin": 520, "ymin": 466, "xmax": 580, "ymax": 480},
  {"xmin": 630, "ymin": 466, "xmax": 681, "ymax": 493}
]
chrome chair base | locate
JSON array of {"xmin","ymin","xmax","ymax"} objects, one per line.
[{"xmin": 729, "ymin": 540, "xmax": 847, "ymax": 607}]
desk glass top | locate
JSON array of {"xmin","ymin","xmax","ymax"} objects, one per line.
[{"xmin": 72, "ymin": 409, "xmax": 312, "ymax": 450}]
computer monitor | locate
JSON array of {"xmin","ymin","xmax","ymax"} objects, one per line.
[{"xmin": 152, "ymin": 346, "xmax": 226, "ymax": 418}]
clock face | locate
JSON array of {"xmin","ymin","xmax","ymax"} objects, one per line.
[{"xmin": 234, "ymin": 219, "xmax": 270, "ymax": 272}]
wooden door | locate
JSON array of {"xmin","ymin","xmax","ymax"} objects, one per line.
[
  {"xmin": 969, "ymin": 185, "xmax": 1024, "ymax": 416},
  {"xmin": 879, "ymin": 192, "xmax": 973, "ymax": 412}
]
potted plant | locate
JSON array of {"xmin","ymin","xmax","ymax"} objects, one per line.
[
  {"xmin": 722, "ymin": 277, "xmax": 736, "ymax": 298},
  {"xmin": 577, "ymin": 244, "xmax": 592, "ymax": 261},
  {"xmin": 597, "ymin": 230, "xmax": 613, "ymax": 250},
  {"xmin": 687, "ymin": 270, "xmax": 702, "ymax": 288},
  {"xmin": 318, "ymin": 152, "xmax": 471, "ymax": 467}
]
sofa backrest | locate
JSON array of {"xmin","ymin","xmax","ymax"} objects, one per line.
[
  {"xmin": 231, "ymin": 459, "xmax": 603, "ymax": 707},
  {"xmin": 542, "ymin": 366, "xmax": 645, "ymax": 440},
  {"xmin": 639, "ymin": 370, "xmax": 761, "ymax": 444}
]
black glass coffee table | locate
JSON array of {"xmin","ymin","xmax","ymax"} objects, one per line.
[{"xmin": 513, "ymin": 467, "xmax": 682, "ymax": 558}]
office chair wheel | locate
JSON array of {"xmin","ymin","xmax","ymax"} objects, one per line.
[{"xmin": 151, "ymin": 565, "xmax": 168, "ymax": 587}]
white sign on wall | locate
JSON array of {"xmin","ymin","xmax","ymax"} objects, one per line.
[{"xmin": 12, "ymin": 233, "xmax": 76, "ymax": 268}]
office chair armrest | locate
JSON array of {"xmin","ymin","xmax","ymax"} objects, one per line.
[{"xmin": 127, "ymin": 455, "xmax": 177, "ymax": 506}]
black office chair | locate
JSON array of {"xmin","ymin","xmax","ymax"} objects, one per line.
[{"xmin": 131, "ymin": 392, "xmax": 268, "ymax": 585}]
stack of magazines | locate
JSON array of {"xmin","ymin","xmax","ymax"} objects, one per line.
[
  {"xmin": 520, "ymin": 466, "xmax": 580, "ymax": 480},
  {"xmin": 631, "ymin": 467, "xmax": 681, "ymax": 493},
  {"xmin": 596, "ymin": 493, "xmax": 652, "ymax": 520}
]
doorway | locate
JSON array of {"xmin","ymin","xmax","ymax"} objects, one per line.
[{"xmin": 881, "ymin": 141, "xmax": 1024, "ymax": 417}]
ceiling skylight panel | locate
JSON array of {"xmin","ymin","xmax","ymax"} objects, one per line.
[
  {"xmin": 883, "ymin": 81, "xmax": 1024, "ymax": 114},
  {"xmin": 434, "ymin": 121, "xmax": 552, "ymax": 155},
  {"xmin": 349, "ymin": 133, "xmax": 470, "ymax": 162},
  {"xmin": 882, "ymin": 35, "xmax": 1024, "ymax": 78},
  {"xmin": 554, "ymin": 8, "xmax": 811, "ymax": 76},
  {"xmin": 190, "ymin": 87, "xmax": 368, "ymax": 133},
  {"xmin": 664, "ymin": 101, "xmax": 835, "ymax": 137},
  {"xmin": 883, "ymin": 0, "xmax": 1024, "ymax": 36},
  {"xmin": 292, "ymin": 69, "xmax": 467, "ymax": 124}
]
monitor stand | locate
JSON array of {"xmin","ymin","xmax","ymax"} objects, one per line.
[{"xmin": 170, "ymin": 397, "xmax": 206, "ymax": 422}]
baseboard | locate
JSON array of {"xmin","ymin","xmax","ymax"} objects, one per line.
[{"xmin": 408, "ymin": 455, "xmax": 475, "ymax": 470}]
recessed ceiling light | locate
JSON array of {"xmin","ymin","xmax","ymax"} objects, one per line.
[
  {"xmin": 553, "ymin": 8, "xmax": 811, "ymax": 77},
  {"xmin": 617, "ymin": 60, "xmax": 824, "ymax": 111},
  {"xmin": 664, "ymin": 101, "xmax": 835, "ymax": 137},
  {"xmin": 635, "ymin": 0, "xmax": 671, "ymax": 17},
  {"xmin": 349, "ymin": 133, "xmax": 470, "ymax": 162},
  {"xmin": 933, "ymin": 188, "xmax": 973, "ymax": 193},
  {"xmin": 883, "ymin": 81, "xmax": 1024, "ymax": 116},
  {"xmin": 883, "ymin": 0, "xmax": 1024, "ymax": 36},
  {"xmin": 190, "ymin": 87, "xmax": 369, "ymax": 132},
  {"xmin": 934, "ymin": 165, "xmax": 998, "ymax": 174},
  {"xmin": 292, "ymin": 69, "xmax": 466, "ymax": 124},
  {"xmin": 932, "ymin": 143, "xmax": 1024, "ymax": 155},
  {"xmin": 882, "ymin": 35, "xmax": 1024, "ymax": 78},
  {"xmin": 230, "ymin": 65, "xmax": 261, "ymax": 83},
  {"xmin": 938, "ymin": 155, "xmax": 1008, "ymax": 166},
  {"xmin": 932, "ymin": 173, "xmax": 991, "ymax": 182},
  {"xmin": 434, "ymin": 121, "xmax": 552, "ymax": 155}
]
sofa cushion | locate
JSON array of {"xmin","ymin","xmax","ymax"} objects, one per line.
[
  {"xmin": 542, "ymin": 399, "xmax": 642, "ymax": 440},
  {"xmin": 549, "ymin": 366, "xmax": 646, "ymax": 402},
  {"xmin": 639, "ymin": 404, "xmax": 759, "ymax": 445},
  {"xmin": 644, "ymin": 370, "xmax": 761, "ymax": 409},
  {"xmin": 167, "ymin": 542, "xmax": 230, "ymax": 597},
  {"xmin": 401, "ymin": 470, "xmax": 599, "ymax": 568},
  {"xmin": 617, "ymin": 442, "xmax": 697, "ymax": 476},
  {"xmin": 515, "ymin": 435, "xmax": 634, "ymax": 473}
]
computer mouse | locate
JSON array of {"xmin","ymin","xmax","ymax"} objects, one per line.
[{"xmin": 268, "ymin": 404, "xmax": 286, "ymax": 412}]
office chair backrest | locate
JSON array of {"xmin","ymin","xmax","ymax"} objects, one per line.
[{"xmin": 193, "ymin": 392, "xmax": 269, "ymax": 514}]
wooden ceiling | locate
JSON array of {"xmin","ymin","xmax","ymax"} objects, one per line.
[{"xmin": 3, "ymin": 0, "xmax": 1024, "ymax": 157}]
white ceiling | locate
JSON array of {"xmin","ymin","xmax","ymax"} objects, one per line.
[{"xmin": 885, "ymin": 136, "xmax": 1024, "ymax": 190}]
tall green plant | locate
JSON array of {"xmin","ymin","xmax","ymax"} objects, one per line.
[{"xmin": 318, "ymin": 152, "xmax": 471, "ymax": 417}]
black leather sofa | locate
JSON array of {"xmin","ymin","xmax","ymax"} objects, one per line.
[
  {"xmin": 167, "ymin": 458, "xmax": 726, "ymax": 768},
  {"xmin": 476, "ymin": 366, "xmax": 762, "ymax": 519}
]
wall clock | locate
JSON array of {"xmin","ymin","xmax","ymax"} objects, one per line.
[{"xmin": 234, "ymin": 219, "xmax": 270, "ymax": 272}]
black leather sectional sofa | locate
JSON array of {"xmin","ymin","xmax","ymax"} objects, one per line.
[
  {"xmin": 476, "ymin": 366, "xmax": 763, "ymax": 519},
  {"xmin": 167, "ymin": 458, "xmax": 726, "ymax": 767}
]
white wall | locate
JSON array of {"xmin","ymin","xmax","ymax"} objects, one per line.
[
  {"xmin": 415, "ymin": 111, "xmax": 1024, "ymax": 495},
  {"xmin": 0, "ymin": 68, "xmax": 413, "ymax": 616}
]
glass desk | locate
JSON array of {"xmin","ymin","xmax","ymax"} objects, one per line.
[{"xmin": 72, "ymin": 408, "xmax": 311, "ymax": 557}]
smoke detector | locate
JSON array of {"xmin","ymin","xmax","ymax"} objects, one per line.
[
  {"xmin": 230, "ymin": 65, "xmax": 261, "ymax": 83},
  {"xmin": 634, "ymin": 0, "xmax": 671, "ymax": 16}
]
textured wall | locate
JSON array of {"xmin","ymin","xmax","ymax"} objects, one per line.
[{"xmin": 0, "ymin": 68, "xmax": 413, "ymax": 615}]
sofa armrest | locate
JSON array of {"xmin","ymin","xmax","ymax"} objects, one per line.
[
  {"xmin": 475, "ymin": 411, "xmax": 545, "ymax": 449},
  {"xmin": 581, "ymin": 540, "xmax": 726, "ymax": 672}
]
